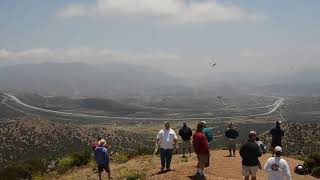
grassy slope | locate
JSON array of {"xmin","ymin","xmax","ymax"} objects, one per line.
[{"xmin": 51, "ymin": 150, "xmax": 316, "ymax": 180}]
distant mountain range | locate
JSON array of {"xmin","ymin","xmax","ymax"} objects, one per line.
[
  {"xmin": 253, "ymin": 69, "xmax": 320, "ymax": 96},
  {"xmin": 1, "ymin": 62, "xmax": 320, "ymax": 97},
  {"xmin": 0, "ymin": 62, "xmax": 186, "ymax": 97}
]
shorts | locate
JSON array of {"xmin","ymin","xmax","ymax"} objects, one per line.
[
  {"xmin": 181, "ymin": 140, "xmax": 191, "ymax": 149},
  {"xmin": 98, "ymin": 163, "xmax": 110, "ymax": 173},
  {"xmin": 242, "ymin": 165, "xmax": 258, "ymax": 176},
  {"xmin": 197, "ymin": 154, "xmax": 210, "ymax": 168},
  {"xmin": 227, "ymin": 138, "xmax": 237, "ymax": 149}
]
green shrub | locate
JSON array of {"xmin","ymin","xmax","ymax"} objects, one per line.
[
  {"xmin": 114, "ymin": 152, "xmax": 130, "ymax": 164},
  {"xmin": 311, "ymin": 166, "xmax": 320, "ymax": 178},
  {"xmin": 0, "ymin": 159, "xmax": 48, "ymax": 180},
  {"xmin": 0, "ymin": 165, "xmax": 32, "ymax": 180},
  {"xmin": 303, "ymin": 151, "xmax": 320, "ymax": 177},
  {"xmin": 56, "ymin": 155, "xmax": 74, "ymax": 174},
  {"xmin": 71, "ymin": 150, "xmax": 91, "ymax": 166},
  {"xmin": 55, "ymin": 150, "xmax": 91, "ymax": 174}
]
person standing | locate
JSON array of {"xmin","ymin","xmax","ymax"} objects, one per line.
[
  {"xmin": 193, "ymin": 122, "xmax": 210, "ymax": 178},
  {"xmin": 264, "ymin": 146, "xmax": 291, "ymax": 180},
  {"xmin": 94, "ymin": 139, "xmax": 112, "ymax": 180},
  {"xmin": 269, "ymin": 121, "xmax": 284, "ymax": 153},
  {"xmin": 156, "ymin": 121, "xmax": 178, "ymax": 171},
  {"xmin": 201, "ymin": 121, "xmax": 213, "ymax": 145},
  {"xmin": 240, "ymin": 131, "xmax": 262, "ymax": 180},
  {"xmin": 179, "ymin": 122, "xmax": 192, "ymax": 158},
  {"xmin": 225, "ymin": 123, "xmax": 239, "ymax": 157}
]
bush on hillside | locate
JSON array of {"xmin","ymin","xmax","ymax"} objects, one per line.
[
  {"xmin": 311, "ymin": 167, "xmax": 320, "ymax": 178},
  {"xmin": 114, "ymin": 152, "xmax": 130, "ymax": 164},
  {"xmin": 0, "ymin": 159, "xmax": 47, "ymax": 180},
  {"xmin": 56, "ymin": 150, "xmax": 91, "ymax": 173},
  {"xmin": 303, "ymin": 151, "xmax": 320, "ymax": 178}
]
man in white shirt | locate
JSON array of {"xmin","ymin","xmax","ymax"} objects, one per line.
[
  {"xmin": 156, "ymin": 121, "xmax": 178, "ymax": 171},
  {"xmin": 264, "ymin": 146, "xmax": 291, "ymax": 180}
]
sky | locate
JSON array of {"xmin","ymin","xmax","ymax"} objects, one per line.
[{"xmin": 0, "ymin": 0, "xmax": 320, "ymax": 78}]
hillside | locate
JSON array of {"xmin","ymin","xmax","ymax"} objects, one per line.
[
  {"xmin": 0, "ymin": 117, "xmax": 154, "ymax": 167},
  {"xmin": 261, "ymin": 122, "xmax": 320, "ymax": 158},
  {"xmin": 52, "ymin": 150, "xmax": 316, "ymax": 180}
]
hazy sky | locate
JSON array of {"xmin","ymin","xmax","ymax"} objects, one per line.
[{"xmin": 0, "ymin": 0, "xmax": 320, "ymax": 77}]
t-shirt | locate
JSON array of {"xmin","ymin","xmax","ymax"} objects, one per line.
[
  {"xmin": 225, "ymin": 128, "xmax": 239, "ymax": 139},
  {"xmin": 239, "ymin": 139, "xmax": 262, "ymax": 166},
  {"xmin": 94, "ymin": 146, "xmax": 109, "ymax": 165},
  {"xmin": 193, "ymin": 131, "xmax": 209, "ymax": 154},
  {"xmin": 157, "ymin": 128, "xmax": 177, "ymax": 149},
  {"xmin": 179, "ymin": 126, "xmax": 192, "ymax": 141},
  {"xmin": 264, "ymin": 157, "xmax": 291, "ymax": 180},
  {"xmin": 269, "ymin": 126, "xmax": 284, "ymax": 147},
  {"xmin": 203, "ymin": 127, "xmax": 213, "ymax": 142}
]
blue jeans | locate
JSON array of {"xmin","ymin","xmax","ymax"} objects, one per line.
[{"xmin": 160, "ymin": 148, "xmax": 173, "ymax": 169}]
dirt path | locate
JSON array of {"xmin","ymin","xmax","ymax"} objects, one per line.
[
  {"xmin": 146, "ymin": 150, "xmax": 315, "ymax": 180},
  {"xmin": 56, "ymin": 150, "xmax": 316, "ymax": 180}
]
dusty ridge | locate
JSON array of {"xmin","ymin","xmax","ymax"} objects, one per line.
[{"xmin": 56, "ymin": 150, "xmax": 316, "ymax": 180}]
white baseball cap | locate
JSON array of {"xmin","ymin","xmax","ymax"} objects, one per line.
[{"xmin": 274, "ymin": 146, "xmax": 282, "ymax": 152}]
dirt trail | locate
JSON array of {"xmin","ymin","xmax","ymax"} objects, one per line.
[{"xmin": 57, "ymin": 150, "xmax": 316, "ymax": 180}]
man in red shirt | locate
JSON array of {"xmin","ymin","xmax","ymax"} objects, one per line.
[{"xmin": 193, "ymin": 122, "xmax": 210, "ymax": 178}]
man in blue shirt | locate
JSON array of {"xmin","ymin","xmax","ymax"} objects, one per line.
[{"xmin": 95, "ymin": 139, "xmax": 112, "ymax": 180}]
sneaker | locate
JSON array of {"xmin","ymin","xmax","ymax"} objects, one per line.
[{"xmin": 182, "ymin": 155, "xmax": 186, "ymax": 158}]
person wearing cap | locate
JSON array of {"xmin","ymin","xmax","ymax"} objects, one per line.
[
  {"xmin": 225, "ymin": 122, "xmax": 239, "ymax": 157},
  {"xmin": 179, "ymin": 122, "xmax": 192, "ymax": 158},
  {"xmin": 264, "ymin": 146, "xmax": 291, "ymax": 180},
  {"xmin": 269, "ymin": 121, "xmax": 285, "ymax": 153},
  {"xmin": 193, "ymin": 122, "xmax": 210, "ymax": 178},
  {"xmin": 240, "ymin": 131, "xmax": 262, "ymax": 180},
  {"xmin": 156, "ymin": 121, "xmax": 178, "ymax": 171},
  {"xmin": 94, "ymin": 139, "xmax": 112, "ymax": 180},
  {"xmin": 201, "ymin": 121, "xmax": 213, "ymax": 145}
]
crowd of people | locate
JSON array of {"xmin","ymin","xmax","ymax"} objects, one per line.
[{"xmin": 92, "ymin": 120, "xmax": 289, "ymax": 180}]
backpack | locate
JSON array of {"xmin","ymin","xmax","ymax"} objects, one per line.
[
  {"xmin": 260, "ymin": 144, "xmax": 267, "ymax": 154},
  {"xmin": 294, "ymin": 165, "xmax": 308, "ymax": 175},
  {"xmin": 203, "ymin": 128, "xmax": 213, "ymax": 142}
]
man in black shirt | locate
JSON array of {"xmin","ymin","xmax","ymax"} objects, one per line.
[
  {"xmin": 240, "ymin": 131, "xmax": 262, "ymax": 180},
  {"xmin": 179, "ymin": 122, "xmax": 193, "ymax": 158},
  {"xmin": 225, "ymin": 123, "xmax": 239, "ymax": 157},
  {"xmin": 269, "ymin": 121, "xmax": 284, "ymax": 153}
]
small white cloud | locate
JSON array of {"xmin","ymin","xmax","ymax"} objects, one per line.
[
  {"xmin": 0, "ymin": 49, "xmax": 10, "ymax": 59},
  {"xmin": 56, "ymin": 4, "xmax": 91, "ymax": 18},
  {"xmin": 56, "ymin": 0, "xmax": 265, "ymax": 24}
]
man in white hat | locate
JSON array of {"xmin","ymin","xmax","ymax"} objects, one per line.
[{"xmin": 264, "ymin": 146, "xmax": 291, "ymax": 180}]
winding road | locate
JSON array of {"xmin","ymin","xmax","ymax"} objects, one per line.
[{"xmin": 2, "ymin": 93, "xmax": 284, "ymax": 121}]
